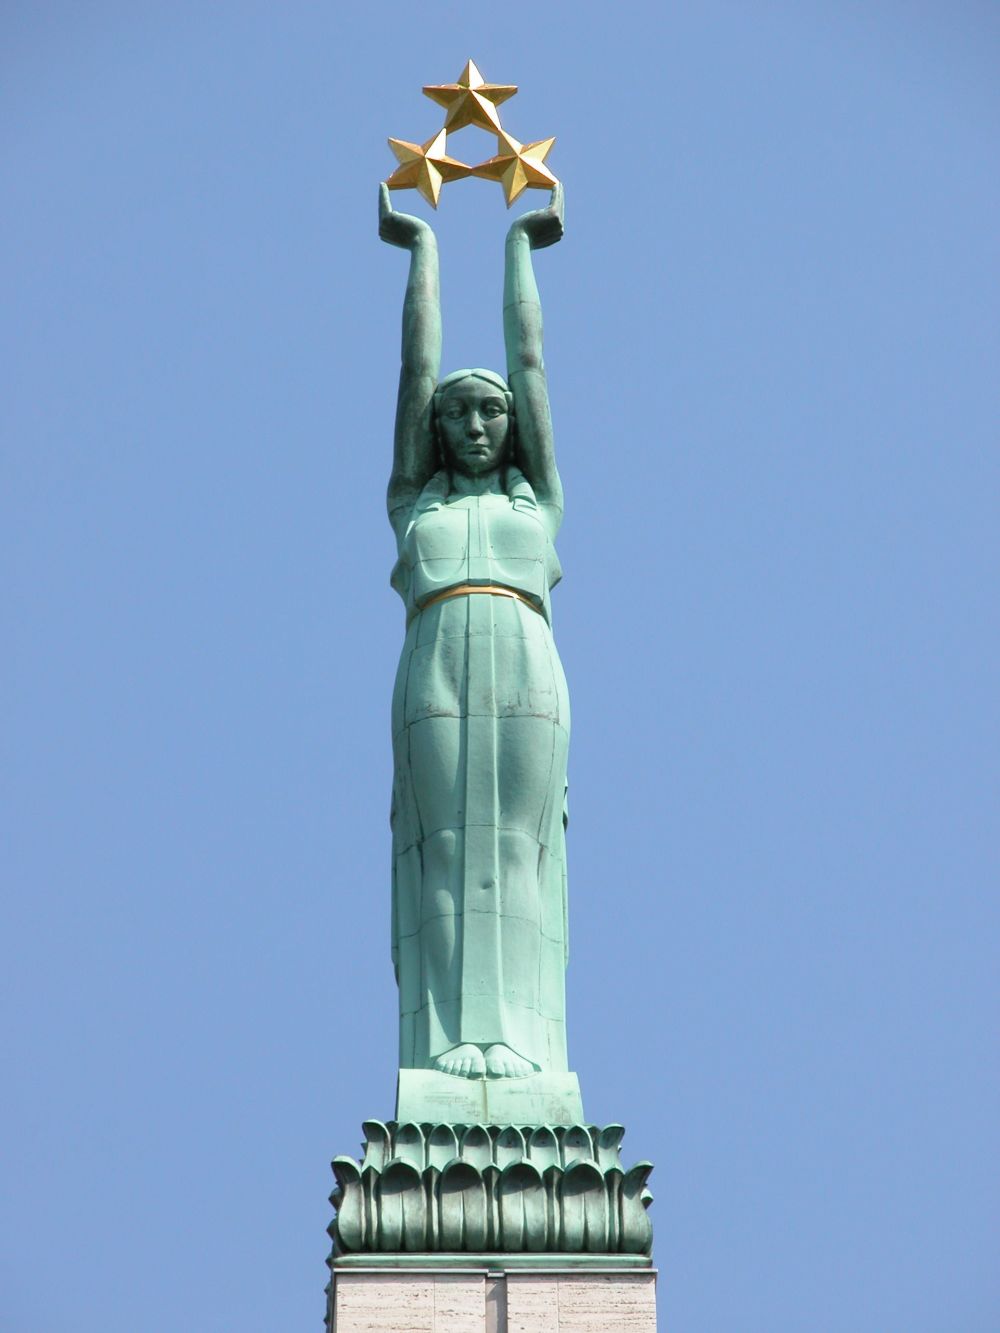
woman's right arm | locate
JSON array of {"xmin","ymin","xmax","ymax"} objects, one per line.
[{"xmin": 379, "ymin": 184, "xmax": 441, "ymax": 532}]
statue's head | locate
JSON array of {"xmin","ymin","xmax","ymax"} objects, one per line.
[{"xmin": 433, "ymin": 369, "xmax": 514, "ymax": 478}]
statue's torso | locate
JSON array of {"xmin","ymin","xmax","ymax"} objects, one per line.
[
  {"xmin": 391, "ymin": 481, "xmax": 562, "ymax": 620},
  {"xmin": 390, "ymin": 484, "xmax": 570, "ymax": 1077}
]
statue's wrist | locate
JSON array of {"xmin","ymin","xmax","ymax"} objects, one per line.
[{"xmin": 407, "ymin": 236, "xmax": 437, "ymax": 264}]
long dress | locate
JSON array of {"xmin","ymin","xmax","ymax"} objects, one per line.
[{"xmin": 389, "ymin": 467, "xmax": 570, "ymax": 1075}]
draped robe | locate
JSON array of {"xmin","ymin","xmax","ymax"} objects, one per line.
[{"xmin": 389, "ymin": 469, "xmax": 570, "ymax": 1073}]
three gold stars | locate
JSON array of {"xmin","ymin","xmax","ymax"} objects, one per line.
[{"xmin": 384, "ymin": 60, "xmax": 558, "ymax": 208}]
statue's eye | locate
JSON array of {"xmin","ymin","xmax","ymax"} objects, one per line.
[
  {"xmin": 482, "ymin": 402, "xmax": 505, "ymax": 418},
  {"xmin": 442, "ymin": 406, "xmax": 465, "ymax": 419}
]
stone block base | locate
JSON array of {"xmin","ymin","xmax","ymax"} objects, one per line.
[
  {"xmin": 396, "ymin": 1069, "xmax": 585, "ymax": 1125},
  {"xmin": 329, "ymin": 1268, "xmax": 657, "ymax": 1332}
]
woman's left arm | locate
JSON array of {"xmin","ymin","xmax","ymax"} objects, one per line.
[{"xmin": 503, "ymin": 184, "xmax": 565, "ymax": 524}]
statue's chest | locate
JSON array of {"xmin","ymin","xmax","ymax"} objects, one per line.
[
  {"xmin": 407, "ymin": 496, "xmax": 549, "ymax": 602},
  {"xmin": 412, "ymin": 497, "xmax": 543, "ymax": 564}
]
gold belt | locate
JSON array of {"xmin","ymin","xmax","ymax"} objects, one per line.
[{"xmin": 411, "ymin": 583, "xmax": 543, "ymax": 624}]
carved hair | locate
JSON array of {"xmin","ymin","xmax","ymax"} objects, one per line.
[{"xmin": 433, "ymin": 367, "xmax": 514, "ymax": 414}]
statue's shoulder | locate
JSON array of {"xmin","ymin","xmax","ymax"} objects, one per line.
[{"xmin": 391, "ymin": 471, "xmax": 451, "ymax": 548}]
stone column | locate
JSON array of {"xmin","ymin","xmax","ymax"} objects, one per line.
[{"xmin": 329, "ymin": 1263, "xmax": 657, "ymax": 1332}]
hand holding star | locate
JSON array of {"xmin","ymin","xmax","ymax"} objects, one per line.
[
  {"xmin": 378, "ymin": 182, "xmax": 434, "ymax": 250},
  {"xmin": 508, "ymin": 183, "xmax": 565, "ymax": 250}
]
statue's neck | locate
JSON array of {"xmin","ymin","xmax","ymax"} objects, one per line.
[{"xmin": 448, "ymin": 469, "xmax": 506, "ymax": 498}]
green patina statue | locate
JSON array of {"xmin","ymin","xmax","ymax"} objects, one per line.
[
  {"xmin": 323, "ymin": 176, "xmax": 654, "ymax": 1280},
  {"xmin": 326, "ymin": 102, "xmax": 655, "ymax": 1287},
  {"xmin": 379, "ymin": 180, "xmax": 571, "ymax": 1090}
]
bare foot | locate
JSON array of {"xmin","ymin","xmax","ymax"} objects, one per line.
[
  {"xmin": 433, "ymin": 1044, "xmax": 486, "ymax": 1079},
  {"xmin": 484, "ymin": 1044, "xmax": 536, "ymax": 1079}
]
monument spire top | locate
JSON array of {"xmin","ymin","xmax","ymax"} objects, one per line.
[{"xmin": 422, "ymin": 58, "xmax": 518, "ymax": 133}]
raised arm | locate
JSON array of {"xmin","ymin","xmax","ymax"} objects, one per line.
[
  {"xmin": 503, "ymin": 183, "xmax": 565, "ymax": 525},
  {"xmin": 379, "ymin": 184, "xmax": 441, "ymax": 535}
]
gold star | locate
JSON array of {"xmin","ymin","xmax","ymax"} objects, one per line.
[
  {"xmin": 423, "ymin": 59, "xmax": 517, "ymax": 134},
  {"xmin": 471, "ymin": 130, "xmax": 558, "ymax": 206},
  {"xmin": 385, "ymin": 128, "xmax": 470, "ymax": 209}
]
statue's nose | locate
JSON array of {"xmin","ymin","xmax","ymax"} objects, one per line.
[{"xmin": 467, "ymin": 413, "xmax": 484, "ymax": 438}]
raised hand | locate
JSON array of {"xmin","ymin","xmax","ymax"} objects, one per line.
[
  {"xmin": 379, "ymin": 182, "xmax": 434, "ymax": 250},
  {"xmin": 508, "ymin": 182, "xmax": 564, "ymax": 251}
]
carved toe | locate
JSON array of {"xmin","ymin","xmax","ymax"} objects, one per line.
[
  {"xmin": 433, "ymin": 1044, "xmax": 485, "ymax": 1079},
  {"xmin": 484, "ymin": 1044, "xmax": 536, "ymax": 1079}
]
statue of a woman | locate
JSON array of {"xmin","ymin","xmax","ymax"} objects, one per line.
[{"xmin": 380, "ymin": 182, "xmax": 569, "ymax": 1084}]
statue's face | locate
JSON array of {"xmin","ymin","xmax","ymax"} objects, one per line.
[{"xmin": 437, "ymin": 378, "xmax": 510, "ymax": 477}]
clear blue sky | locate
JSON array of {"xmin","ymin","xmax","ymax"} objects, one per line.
[{"xmin": 3, "ymin": 4, "xmax": 997, "ymax": 1330}]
